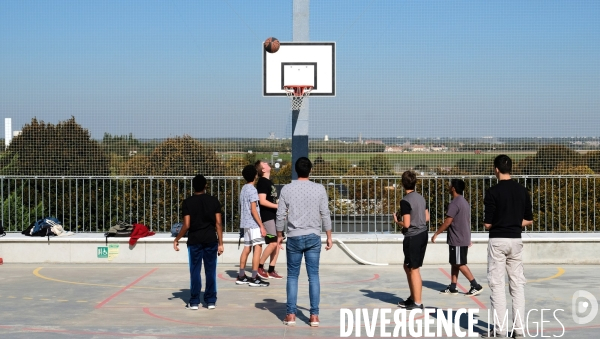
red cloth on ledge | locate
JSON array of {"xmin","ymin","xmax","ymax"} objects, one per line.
[{"xmin": 129, "ymin": 223, "xmax": 155, "ymax": 246}]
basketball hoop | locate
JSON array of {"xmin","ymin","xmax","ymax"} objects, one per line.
[{"xmin": 284, "ymin": 85, "xmax": 313, "ymax": 110}]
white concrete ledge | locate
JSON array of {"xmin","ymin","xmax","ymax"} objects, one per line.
[{"xmin": 1, "ymin": 232, "xmax": 599, "ymax": 264}]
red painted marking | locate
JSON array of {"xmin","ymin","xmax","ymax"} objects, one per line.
[
  {"xmin": 218, "ymin": 273, "xmax": 380, "ymax": 285},
  {"xmin": 0, "ymin": 324, "xmax": 275, "ymax": 338},
  {"xmin": 95, "ymin": 268, "xmax": 158, "ymax": 309},
  {"xmin": 1, "ymin": 323, "xmax": 599, "ymax": 338},
  {"xmin": 438, "ymin": 267, "xmax": 487, "ymax": 310},
  {"xmin": 143, "ymin": 307, "xmax": 340, "ymax": 328}
]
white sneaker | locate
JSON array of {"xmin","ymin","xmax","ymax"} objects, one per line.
[
  {"xmin": 185, "ymin": 304, "xmax": 199, "ymax": 310},
  {"xmin": 208, "ymin": 304, "xmax": 216, "ymax": 310}
]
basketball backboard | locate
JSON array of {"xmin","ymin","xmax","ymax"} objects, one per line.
[{"xmin": 263, "ymin": 42, "xmax": 335, "ymax": 96}]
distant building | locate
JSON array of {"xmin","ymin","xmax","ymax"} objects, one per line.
[
  {"xmin": 430, "ymin": 145, "xmax": 447, "ymax": 152},
  {"xmin": 384, "ymin": 146, "xmax": 404, "ymax": 153},
  {"xmin": 364, "ymin": 140, "xmax": 383, "ymax": 145},
  {"xmin": 324, "ymin": 135, "xmax": 329, "ymax": 141},
  {"xmin": 411, "ymin": 145, "xmax": 429, "ymax": 152}
]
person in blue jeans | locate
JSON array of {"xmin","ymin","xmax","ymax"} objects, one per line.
[
  {"xmin": 173, "ymin": 174, "xmax": 224, "ymax": 310},
  {"xmin": 276, "ymin": 157, "xmax": 333, "ymax": 327}
]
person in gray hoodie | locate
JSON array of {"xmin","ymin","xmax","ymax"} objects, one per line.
[{"xmin": 276, "ymin": 157, "xmax": 333, "ymax": 327}]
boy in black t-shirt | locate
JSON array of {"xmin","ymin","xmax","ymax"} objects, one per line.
[
  {"xmin": 174, "ymin": 174, "xmax": 223, "ymax": 310},
  {"xmin": 254, "ymin": 161, "xmax": 283, "ymax": 280}
]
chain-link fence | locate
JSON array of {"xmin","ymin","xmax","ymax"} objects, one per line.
[{"xmin": 2, "ymin": 175, "xmax": 599, "ymax": 233}]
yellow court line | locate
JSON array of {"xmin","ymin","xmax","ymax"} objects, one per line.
[
  {"xmin": 527, "ymin": 267, "xmax": 565, "ymax": 283},
  {"xmin": 32, "ymin": 267, "xmax": 239, "ymax": 291}
]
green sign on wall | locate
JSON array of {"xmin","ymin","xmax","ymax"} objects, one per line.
[{"xmin": 97, "ymin": 246, "xmax": 108, "ymax": 258}]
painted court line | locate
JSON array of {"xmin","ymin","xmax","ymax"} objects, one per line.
[
  {"xmin": 95, "ymin": 268, "xmax": 158, "ymax": 309},
  {"xmin": 438, "ymin": 268, "xmax": 487, "ymax": 310},
  {"xmin": 527, "ymin": 267, "xmax": 565, "ymax": 283}
]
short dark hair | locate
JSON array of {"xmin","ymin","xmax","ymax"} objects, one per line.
[
  {"xmin": 494, "ymin": 154, "xmax": 512, "ymax": 174},
  {"xmin": 401, "ymin": 171, "xmax": 417, "ymax": 190},
  {"xmin": 295, "ymin": 157, "xmax": 312, "ymax": 178},
  {"xmin": 192, "ymin": 174, "xmax": 207, "ymax": 192},
  {"xmin": 450, "ymin": 179, "xmax": 465, "ymax": 195},
  {"xmin": 242, "ymin": 164, "xmax": 257, "ymax": 183}
]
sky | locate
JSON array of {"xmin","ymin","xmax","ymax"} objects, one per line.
[{"xmin": 1, "ymin": 0, "xmax": 599, "ymax": 139}]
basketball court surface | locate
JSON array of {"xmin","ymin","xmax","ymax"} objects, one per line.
[{"xmin": 1, "ymin": 263, "xmax": 599, "ymax": 338}]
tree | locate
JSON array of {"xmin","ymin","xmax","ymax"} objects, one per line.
[
  {"xmin": 148, "ymin": 135, "xmax": 224, "ymax": 176},
  {"xmin": 586, "ymin": 151, "xmax": 600, "ymax": 174},
  {"xmin": 3, "ymin": 117, "xmax": 110, "ymax": 176},
  {"xmin": 369, "ymin": 154, "xmax": 393, "ymax": 175},
  {"xmin": 533, "ymin": 145, "xmax": 583, "ymax": 174}
]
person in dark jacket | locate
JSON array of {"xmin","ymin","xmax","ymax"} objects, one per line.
[{"xmin": 482, "ymin": 155, "xmax": 532, "ymax": 338}]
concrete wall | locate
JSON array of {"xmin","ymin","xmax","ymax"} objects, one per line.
[{"xmin": 1, "ymin": 233, "xmax": 599, "ymax": 265}]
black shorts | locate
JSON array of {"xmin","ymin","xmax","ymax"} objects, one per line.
[
  {"xmin": 264, "ymin": 234, "xmax": 277, "ymax": 244},
  {"xmin": 449, "ymin": 245, "xmax": 468, "ymax": 265},
  {"xmin": 403, "ymin": 231, "xmax": 428, "ymax": 268}
]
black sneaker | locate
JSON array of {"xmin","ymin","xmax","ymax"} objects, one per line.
[
  {"xmin": 185, "ymin": 304, "xmax": 199, "ymax": 310},
  {"xmin": 248, "ymin": 276, "xmax": 270, "ymax": 287},
  {"xmin": 236, "ymin": 275, "xmax": 250, "ymax": 285},
  {"xmin": 397, "ymin": 296, "xmax": 414, "ymax": 308},
  {"xmin": 480, "ymin": 330, "xmax": 507, "ymax": 338},
  {"xmin": 465, "ymin": 285, "xmax": 484, "ymax": 296},
  {"xmin": 440, "ymin": 286, "xmax": 459, "ymax": 295},
  {"xmin": 405, "ymin": 302, "xmax": 424, "ymax": 311}
]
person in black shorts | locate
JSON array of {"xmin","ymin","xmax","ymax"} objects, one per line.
[
  {"xmin": 254, "ymin": 160, "xmax": 283, "ymax": 280},
  {"xmin": 431, "ymin": 179, "xmax": 483, "ymax": 296},
  {"xmin": 393, "ymin": 171, "xmax": 430, "ymax": 310}
]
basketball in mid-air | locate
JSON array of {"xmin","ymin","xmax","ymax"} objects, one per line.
[{"xmin": 264, "ymin": 37, "xmax": 280, "ymax": 53}]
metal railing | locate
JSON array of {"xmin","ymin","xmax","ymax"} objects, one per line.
[{"xmin": 2, "ymin": 175, "xmax": 599, "ymax": 233}]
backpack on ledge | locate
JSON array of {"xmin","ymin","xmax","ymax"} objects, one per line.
[
  {"xmin": 104, "ymin": 221, "xmax": 134, "ymax": 245},
  {"xmin": 21, "ymin": 217, "xmax": 63, "ymax": 244},
  {"xmin": 170, "ymin": 222, "xmax": 188, "ymax": 237}
]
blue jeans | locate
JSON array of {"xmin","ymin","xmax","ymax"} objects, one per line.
[
  {"xmin": 188, "ymin": 242, "xmax": 218, "ymax": 306},
  {"xmin": 286, "ymin": 233, "xmax": 322, "ymax": 315}
]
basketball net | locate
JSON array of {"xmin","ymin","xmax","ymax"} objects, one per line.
[{"xmin": 284, "ymin": 85, "xmax": 313, "ymax": 110}]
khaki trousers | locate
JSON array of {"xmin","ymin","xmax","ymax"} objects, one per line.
[{"xmin": 487, "ymin": 238, "xmax": 526, "ymax": 334}]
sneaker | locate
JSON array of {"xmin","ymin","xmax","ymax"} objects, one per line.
[
  {"xmin": 309, "ymin": 314, "xmax": 320, "ymax": 327},
  {"xmin": 207, "ymin": 304, "xmax": 216, "ymax": 310},
  {"xmin": 405, "ymin": 302, "xmax": 424, "ymax": 311},
  {"xmin": 185, "ymin": 304, "xmax": 199, "ymax": 310},
  {"xmin": 398, "ymin": 296, "xmax": 414, "ymax": 308},
  {"xmin": 249, "ymin": 276, "xmax": 270, "ymax": 287},
  {"xmin": 236, "ymin": 275, "xmax": 250, "ymax": 285},
  {"xmin": 466, "ymin": 285, "xmax": 484, "ymax": 296},
  {"xmin": 257, "ymin": 267, "xmax": 269, "ymax": 279},
  {"xmin": 440, "ymin": 286, "xmax": 459, "ymax": 295},
  {"xmin": 268, "ymin": 270, "xmax": 283, "ymax": 279},
  {"xmin": 283, "ymin": 314, "xmax": 296, "ymax": 326},
  {"xmin": 481, "ymin": 330, "xmax": 508, "ymax": 338}
]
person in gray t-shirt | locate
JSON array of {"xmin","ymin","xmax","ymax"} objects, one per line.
[
  {"xmin": 393, "ymin": 171, "xmax": 430, "ymax": 310},
  {"xmin": 431, "ymin": 179, "xmax": 483, "ymax": 296}
]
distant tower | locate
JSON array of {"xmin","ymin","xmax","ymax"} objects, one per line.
[
  {"xmin": 324, "ymin": 135, "xmax": 329, "ymax": 141},
  {"xmin": 4, "ymin": 118, "xmax": 12, "ymax": 149},
  {"xmin": 268, "ymin": 132, "xmax": 276, "ymax": 140},
  {"xmin": 358, "ymin": 133, "xmax": 362, "ymax": 144}
]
